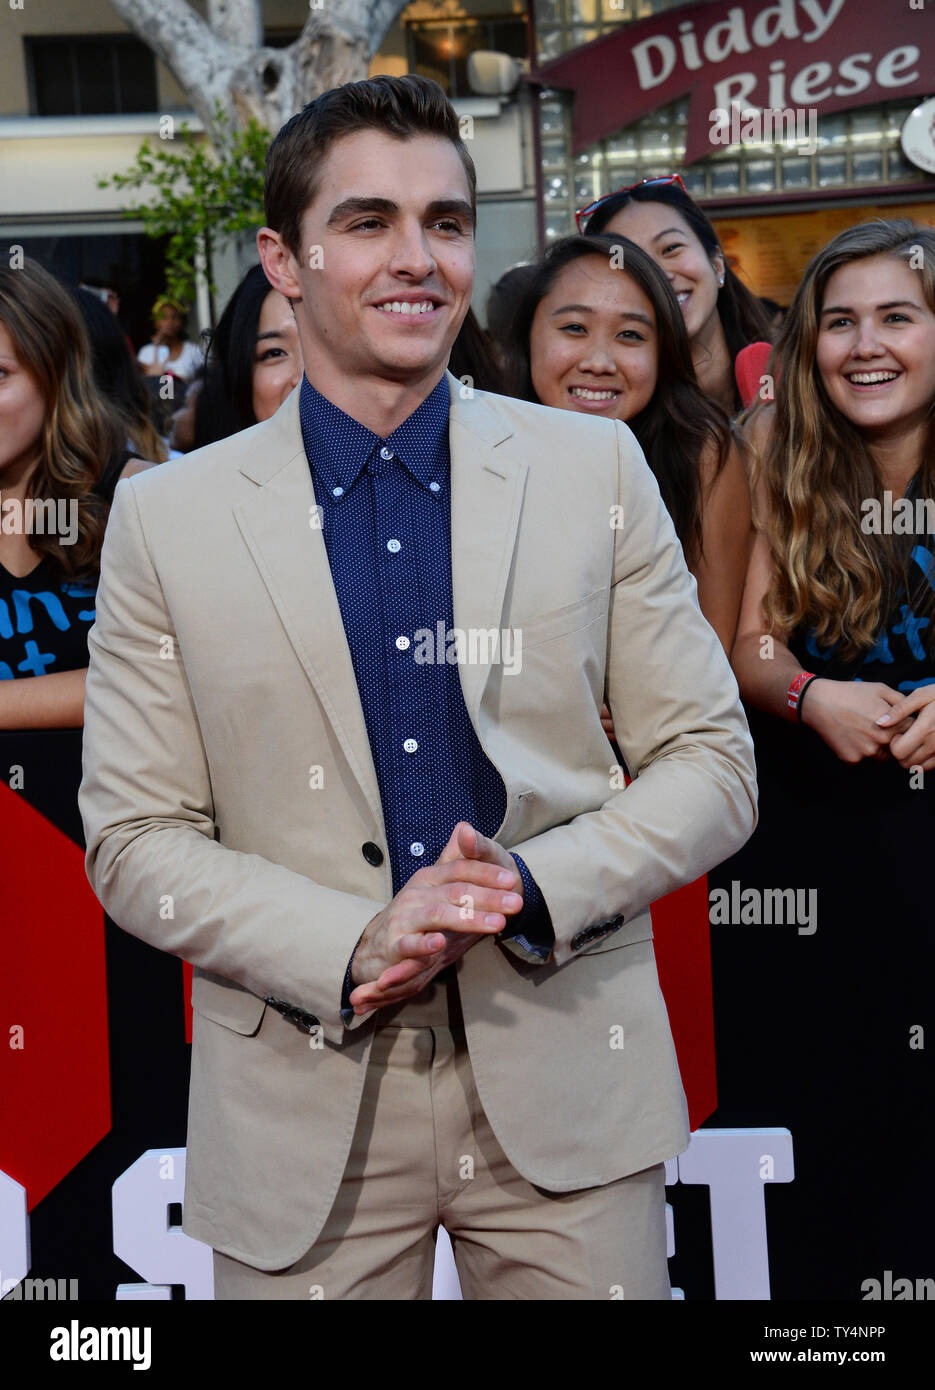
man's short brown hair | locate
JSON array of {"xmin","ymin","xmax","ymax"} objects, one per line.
[{"xmin": 265, "ymin": 74, "xmax": 477, "ymax": 258}]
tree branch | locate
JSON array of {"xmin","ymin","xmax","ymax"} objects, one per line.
[
  {"xmin": 366, "ymin": 0, "xmax": 410, "ymax": 57},
  {"xmin": 206, "ymin": 0, "xmax": 263, "ymax": 49},
  {"xmin": 108, "ymin": 0, "xmax": 234, "ymax": 131}
]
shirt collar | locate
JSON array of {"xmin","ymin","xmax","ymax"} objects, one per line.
[{"xmin": 299, "ymin": 372, "xmax": 449, "ymax": 497}]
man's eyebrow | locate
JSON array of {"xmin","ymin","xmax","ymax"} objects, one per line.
[
  {"xmin": 821, "ymin": 300, "xmax": 923, "ymax": 316},
  {"xmin": 550, "ymin": 303, "xmax": 654, "ymax": 326},
  {"xmin": 325, "ymin": 196, "xmax": 473, "ymax": 226}
]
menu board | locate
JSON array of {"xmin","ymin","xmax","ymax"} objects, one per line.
[{"xmin": 712, "ymin": 201, "xmax": 935, "ymax": 306}]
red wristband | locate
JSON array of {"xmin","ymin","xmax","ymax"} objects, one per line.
[{"xmin": 787, "ymin": 670, "xmax": 816, "ymax": 721}]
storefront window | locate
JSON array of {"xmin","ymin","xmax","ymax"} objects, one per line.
[
  {"xmin": 408, "ymin": 16, "xmax": 527, "ymax": 97},
  {"xmin": 853, "ymin": 151, "xmax": 885, "ymax": 184},
  {"xmin": 539, "ymin": 82, "xmax": 931, "ymax": 230},
  {"xmin": 781, "ymin": 158, "xmax": 813, "ymax": 191},
  {"xmin": 817, "ymin": 154, "xmax": 848, "ymax": 188},
  {"xmin": 533, "ymin": 0, "xmax": 694, "ymax": 62},
  {"xmin": 746, "ymin": 160, "xmax": 776, "ymax": 194}
]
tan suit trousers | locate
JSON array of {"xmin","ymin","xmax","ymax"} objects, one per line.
[{"xmin": 213, "ymin": 969, "xmax": 670, "ymax": 1300}]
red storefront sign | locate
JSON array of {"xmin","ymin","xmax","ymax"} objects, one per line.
[{"xmin": 527, "ymin": 0, "xmax": 934, "ymax": 162}]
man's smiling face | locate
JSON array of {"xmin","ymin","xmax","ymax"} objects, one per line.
[{"xmin": 278, "ymin": 128, "xmax": 475, "ymax": 399}]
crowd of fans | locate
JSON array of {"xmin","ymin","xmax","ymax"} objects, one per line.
[
  {"xmin": 2, "ymin": 192, "xmax": 932, "ymax": 1288},
  {"xmin": 4, "ymin": 193, "xmax": 932, "ymax": 751}
]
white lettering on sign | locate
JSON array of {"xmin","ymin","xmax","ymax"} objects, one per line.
[
  {"xmin": 107, "ymin": 1132, "xmax": 790, "ymax": 1300},
  {"xmin": 627, "ymin": 0, "xmax": 921, "ymax": 151},
  {"xmin": 112, "ymin": 1148, "xmax": 214, "ymax": 1300}
]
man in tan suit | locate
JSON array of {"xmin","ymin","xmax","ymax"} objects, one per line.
[{"xmin": 79, "ymin": 75, "xmax": 756, "ymax": 1300}]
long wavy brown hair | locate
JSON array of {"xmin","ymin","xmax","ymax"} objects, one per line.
[
  {"xmin": 748, "ymin": 219, "xmax": 935, "ymax": 662},
  {"xmin": 0, "ymin": 259, "xmax": 121, "ymax": 580}
]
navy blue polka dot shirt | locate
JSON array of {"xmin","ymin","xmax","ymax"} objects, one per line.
[{"xmin": 299, "ymin": 372, "xmax": 554, "ymax": 1024}]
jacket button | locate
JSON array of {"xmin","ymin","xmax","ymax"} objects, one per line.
[{"xmin": 361, "ymin": 841, "xmax": 384, "ymax": 867}]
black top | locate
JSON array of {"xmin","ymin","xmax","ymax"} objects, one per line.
[
  {"xmin": 0, "ymin": 557, "xmax": 97, "ymax": 680},
  {"xmin": 0, "ymin": 445, "xmax": 138, "ymax": 682}
]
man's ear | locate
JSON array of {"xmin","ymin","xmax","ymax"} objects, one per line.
[{"xmin": 257, "ymin": 227, "xmax": 302, "ymax": 301}]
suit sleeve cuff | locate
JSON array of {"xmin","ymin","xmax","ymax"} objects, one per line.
[
  {"xmin": 340, "ymin": 947, "xmax": 358, "ymax": 1027},
  {"xmin": 499, "ymin": 853, "xmax": 554, "ymax": 962}
]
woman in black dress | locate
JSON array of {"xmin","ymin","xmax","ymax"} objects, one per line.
[{"xmin": 724, "ymin": 219, "xmax": 935, "ymax": 1298}]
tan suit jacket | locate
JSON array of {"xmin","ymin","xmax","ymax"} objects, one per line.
[{"xmin": 79, "ymin": 371, "xmax": 757, "ymax": 1270}]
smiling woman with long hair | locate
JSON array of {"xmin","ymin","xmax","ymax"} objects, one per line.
[
  {"xmin": 721, "ymin": 218, "xmax": 935, "ymax": 1295},
  {"xmin": 0, "ymin": 259, "xmax": 127, "ymax": 727},
  {"xmin": 504, "ymin": 232, "xmax": 751, "ymax": 653}
]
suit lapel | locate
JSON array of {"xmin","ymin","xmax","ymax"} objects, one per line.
[
  {"xmin": 231, "ymin": 373, "xmax": 528, "ymax": 824},
  {"xmin": 446, "ymin": 370, "xmax": 527, "ymax": 720},
  {"xmin": 232, "ymin": 389, "xmax": 384, "ymax": 830}
]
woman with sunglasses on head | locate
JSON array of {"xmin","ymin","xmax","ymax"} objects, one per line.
[
  {"xmin": 505, "ymin": 232, "xmax": 751, "ymax": 655},
  {"xmin": 578, "ymin": 175, "xmax": 773, "ymax": 416},
  {"xmin": 717, "ymin": 219, "xmax": 935, "ymax": 1294}
]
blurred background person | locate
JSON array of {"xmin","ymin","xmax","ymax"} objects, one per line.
[
  {"xmin": 0, "ymin": 260, "xmax": 132, "ymax": 728},
  {"xmin": 578, "ymin": 176, "xmax": 773, "ymax": 416},
  {"xmin": 722, "ymin": 218, "xmax": 935, "ymax": 1295},
  {"xmin": 137, "ymin": 295, "xmax": 203, "ymax": 382},
  {"xmin": 167, "ymin": 375, "xmax": 203, "ymax": 455},
  {"xmin": 73, "ymin": 285, "xmax": 167, "ymax": 474},
  {"xmin": 484, "ymin": 261, "xmax": 536, "ymax": 372},
  {"xmin": 758, "ymin": 296, "xmax": 787, "ymax": 335},
  {"xmin": 447, "ymin": 306, "xmax": 505, "ymax": 394},
  {"xmin": 505, "ymin": 233, "xmax": 749, "ymax": 655}
]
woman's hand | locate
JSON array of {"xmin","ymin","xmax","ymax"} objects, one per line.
[
  {"xmin": 600, "ymin": 700, "xmax": 616, "ymax": 741},
  {"xmin": 876, "ymin": 684, "xmax": 935, "ymax": 771},
  {"xmin": 801, "ymin": 678, "xmax": 912, "ymax": 763}
]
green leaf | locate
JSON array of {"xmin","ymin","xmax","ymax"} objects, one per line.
[{"xmin": 100, "ymin": 120, "xmax": 266, "ymax": 310}]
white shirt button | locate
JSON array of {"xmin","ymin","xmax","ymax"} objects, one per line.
[
  {"xmin": 380, "ymin": 446, "xmax": 393, "ymax": 460},
  {"xmin": 387, "ymin": 538, "xmax": 401, "ymax": 553},
  {"xmin": 410, "ymin": 841, "xmax": 425, "ymax": 857},
  {"xmin": 429, "ymin": 481, "xmax": 441, "ymax": 493},
  {"xmin": 395, "ymin": 635, "xmax": 410, "ymax": 650},
  {"xmin": 403, "ymin": 738, "xmax": 418, "ymax": 753},
  {"xmin": 332, "ymin": 486, "xmax": 344, "ymax": 498}
]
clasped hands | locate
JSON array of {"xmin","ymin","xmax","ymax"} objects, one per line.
[
  {"xmin": 348, "ymin": 822, "xmax": 523, "ymax": 1018},
  {"xmin": 802, "ymin": 679, "xmax": 935, "ymax": 769}
]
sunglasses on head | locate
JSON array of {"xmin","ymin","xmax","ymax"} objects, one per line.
[{"xmin": 574, "ymin": 174, "xmax": 687, "ymax": 234}]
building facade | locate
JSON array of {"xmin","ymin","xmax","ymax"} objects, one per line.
[
  {"xmin": 0, "ymin": 0, "xmax": 931, "ymax": 337},
  {"xmin": 0, "ymin": 0, "xmax": 538, "ymax": 339}
]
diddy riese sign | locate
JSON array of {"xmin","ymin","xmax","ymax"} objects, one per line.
[{"xmin": 528, "ymin": 0, "xmax": 933, "ymax": 163}]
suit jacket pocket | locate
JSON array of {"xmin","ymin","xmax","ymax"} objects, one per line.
[
  {"xmin": 190, "ymin": 967, "xmax": 268, "ymax": 1035},
  {"xmin": 511, "ymin": 586, "xmax": 608, "ymax": 650}
]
